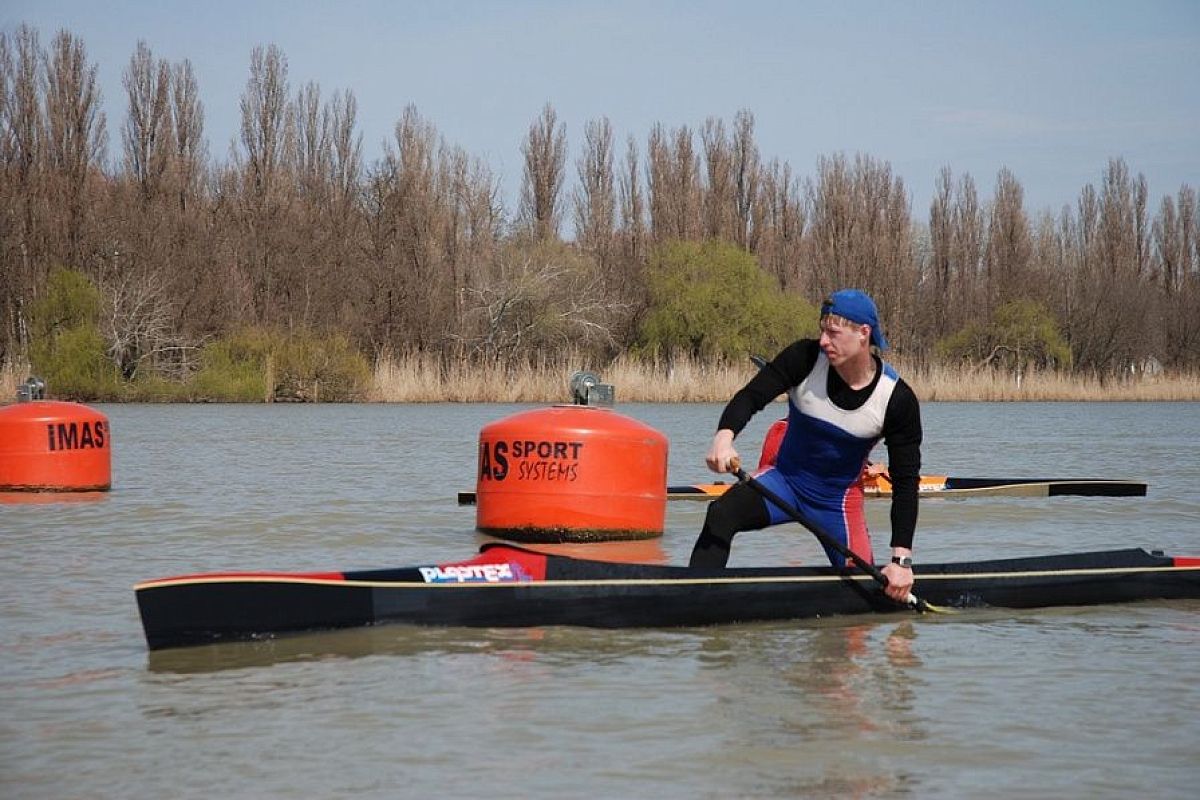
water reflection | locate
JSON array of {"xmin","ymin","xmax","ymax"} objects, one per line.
[
  {"xmin": 145, "ymin": 625, "xmax": 498, "ymax": 674},
  {"xmin": 679, "ymin": 618, "xmax": 929, "ymax": 798},
  {"xmin": 145, "ymin": 613, "xmax": 925, "ymax": 686},
  {"xmin": 0, "ymin": 490, "xmax": 109, "ymax": 505}
]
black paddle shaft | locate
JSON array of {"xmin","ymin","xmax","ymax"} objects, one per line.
[
  {"xmin": 731, "ymin": 463, "xmax": 929, "ymax": 611},
  {"xmin": 730, "ymin": 466, "xmax": 886, "ymax": 581}
]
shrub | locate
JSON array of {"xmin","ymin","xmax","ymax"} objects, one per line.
[
  {"xmin": 936, "ymin": 300, "xmax": 1071, "ymax": 373},
  {"xmin": 187, "ymin": 328, "xmax": 370, "ymax": 402},
  {"xmin": 28, "ymin": 268, "xmax": 122, "ymax": 400},
  {"xmin": 635, "ymin": 240, "xmax": 816, "ymax": 361},
  {"xmin": 275, "ymin": 332, "xmax": 371, "ymax": 402},
  {"xmin": 187, "ymin": 329, "xmax": 274, "ymax": 402}
]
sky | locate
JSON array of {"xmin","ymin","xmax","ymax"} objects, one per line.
[{"xmin": 4, "ymin": 0, "xmax": 1199, "ymax": 223}]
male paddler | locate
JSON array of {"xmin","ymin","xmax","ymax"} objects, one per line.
[{"xmin": 689, "ymin": 289, "xmax": 923, "ymax": 603}]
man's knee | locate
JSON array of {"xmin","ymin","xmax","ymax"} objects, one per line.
[{"xmin": 688, "ymin": 487, "xmax": 770, "ymax": 569}]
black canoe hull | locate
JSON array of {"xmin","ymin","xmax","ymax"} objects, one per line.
[{"xmin": 135, "ymin": 547, "xmax": 1200, "ymax": 650}]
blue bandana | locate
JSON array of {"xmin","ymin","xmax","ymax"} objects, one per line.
[{"xmin": 820, "ymin": 289, "xmax": 889, "ymax": 350}]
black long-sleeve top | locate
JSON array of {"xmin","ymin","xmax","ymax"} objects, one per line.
[{"xmin": 717, "ymin": 340, "xmax": 923, "ymax": 550}]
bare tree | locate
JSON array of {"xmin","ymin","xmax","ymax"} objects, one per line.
[
  {"xmin": 460, "ymin": 240, "xmax": 625, "ymax": 364},
  {"xmin": 700, "ymin": 110, "xmax": 760, "ymax": 248},
  {"xmin": 233, "ymin": 44, "xmax": 294, "ymax": 324},
  {"xmin": 701, "ymin": 116, "xmax": 734, "ymax": 241},
  {"xmin": 1151, "ymin": 185, "xmax": 1199, "ymax": 368},
  {"xmin": 99, "ymin": 267, "xmax": 193, "ymax": 379},
  {"xmin": 518, "ymin": 103, "xmax": 566, "ymax": 241},
  {"xmin": 806, "ymin": 153, "xmax": 915, "ymax": 347},
  {"xmin": 0, "ymin": 30, "xmax": 44, "ymax": 355},
  {"xmin": 327, "ymin": 89, "xmax": 361, "ymax": 221},
  {"xmin": 927, "ymin": 167, "xmax": 955, "ymax": 339},
  {"xmin": 239, "ymin": 44, "xmax": 291, "ymax": 197},
  {"xmin": 951, "ymin": 172, "xmax": 985, "ymax": 323},
  {"xmin": 361, "ymin": 105, "xmax": 501, "ymax": 356},
  {"xmin": 617, "ymin": 134, "xmax": 645, "ymax": 263},
  {"xmin": 926, "ymin": 169, "xmax": 984, "ymax": 340},
  {"xmin": 42, "ymin": 29, "xmax": 106, "ymax": 269},
  {"xmin": 754, "ymin": 157, "xmax": 804, "ymax": 291},
  {"xmin": 122, "ymin": 41, "xmax": 172, "ymax": 201},
  {"xmin": 573, "ymin": 116, "xmax": 615, "ymax": 267},
  {"xmin": 646, "ymin": 123, "xmax": 701, "ymax": 242},
  {"xmin": 1063, "ymin": 160, "xmax": 1154, "ymax": 374},
  {"xmin": 807, "ymin": 153, "xmax": 854, "ymax": 289},
  {"xmin": 984, "ymin": 167, "xmax": 1032, "ymax": 308},
  {"xmin": 730, "ymin": 109, "xmax": 759, "ymax": 249},
  {"xmin": 1153, "ymin": 185, "xmax": 1196, "ymax": 295},
  {"xmin": 293, "ymin": 81, "xmax": 329, "ymax": 201},
  {"xmin": 4, "ymin": 26, "xmax": 43, "ymax": 187},
  {"xmin": 169, "ymin": 59, "xmax": 206, "ymax": 212}
]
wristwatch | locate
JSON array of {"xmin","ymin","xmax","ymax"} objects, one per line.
[{"xmin": 890, "ymin": 555, "xmax": 913, "ymax": 568}]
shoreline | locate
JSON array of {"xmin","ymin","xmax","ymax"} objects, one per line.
[{"xmin": 4, "ymin": 355, "xmax": 1198, "ymax": 403}]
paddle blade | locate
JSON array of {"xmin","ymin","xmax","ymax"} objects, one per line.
[{"xmin": 909, "ymin": 595, "xmax": 954, "ymax": 615}]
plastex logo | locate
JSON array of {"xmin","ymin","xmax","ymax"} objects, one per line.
[{"xmin": 419, "ymin": 563, "xmax": 519, "ymax": 583}]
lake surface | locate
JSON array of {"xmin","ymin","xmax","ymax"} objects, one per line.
[{"xmin": 2, "ymin": 401, "xmax": 1198, "ymax": 798}]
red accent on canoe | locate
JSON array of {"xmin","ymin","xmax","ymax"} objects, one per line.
[
  {"xmin": 1173, "ymin": 557, "xmax": 1200, "ymax": 567},
  {"xmin": 441, "ymin": 545, "xmax": 548, "ymax": 581}
]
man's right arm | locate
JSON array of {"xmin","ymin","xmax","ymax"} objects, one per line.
[{"xmin": 716, "ymin": 340, "xmax": 819, "ymax": 434}]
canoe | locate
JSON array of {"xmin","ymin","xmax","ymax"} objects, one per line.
[
  {"xmin": 456, "ymin": 476, "xmax": 1148, "ymax": 505},
  {"xmin": 135, "ymin": 545, "xmax": 1200, "ymax": 650}
]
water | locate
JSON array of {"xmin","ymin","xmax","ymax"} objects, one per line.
[{"xmin": 2, "ymin": 402, "xmax": 1198, "ymax": 798}]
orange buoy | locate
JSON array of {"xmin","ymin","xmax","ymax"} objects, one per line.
[
  {"xmin": 0, "ymin": 400, "xmax": 112, "ymax": 491},
  {"xmin": 475, "ymin": 405, "xmax": 668, "ymax": 542}
]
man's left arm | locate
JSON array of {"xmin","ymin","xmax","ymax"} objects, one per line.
[{"xmin": 880, "ymin": 383, "xmax": 922, "ymax": 600}]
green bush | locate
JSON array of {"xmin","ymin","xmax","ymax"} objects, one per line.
[
  {"xmin": 187, "ymin": 328, "xmax": 370, "ymax": 402},
  {"xmin": 635, "ymin": 240, "xmax": 816, "ymax": 361},
  {"xmin": 936, "ymin": 300, "xmax": 1071, "ymax": 372},
  {"xmin": 275, "ymin": 332, "xmax": 371, "ymax": 402},
  {"xmin": 123, "ymin": 374, "xmax": 193, "ymax": 402},
  {"xmin": 28, "ymin": 268, "xmax": 122, "ymax": 400},
  {"xmin": 187, "ymin": 329, "xmax": 274, "ymax": 402}
]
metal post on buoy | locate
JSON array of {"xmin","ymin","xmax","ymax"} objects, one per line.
[
  {"xmin": 569, "ymin": 370, "xmax": 614, "ymax": 407},
  {"xmin": 16, "ymin": 376, "xmax": 46, "ymax": 402}
]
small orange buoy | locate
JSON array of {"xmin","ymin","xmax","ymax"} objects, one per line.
[
  {"xmin": 475, "ymin": 405, "xmax": 668, "ymax": 542},
  {"xmin": 0, "ymin": 400, "xmax": 112, "ymax": 491}
]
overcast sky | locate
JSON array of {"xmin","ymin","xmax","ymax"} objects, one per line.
[{"xmin": 5, "ymin": 0, "xmax": 1198, "ymax": 222}]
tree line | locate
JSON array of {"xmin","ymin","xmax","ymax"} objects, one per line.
[{"xmin": 2, "ymin": 25, "xmax": 1198, "ymax": 398}]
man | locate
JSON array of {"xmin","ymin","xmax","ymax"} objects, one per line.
[{"xmin": 689, "ymin": 289, "xmax": 922, "ymax": 603}]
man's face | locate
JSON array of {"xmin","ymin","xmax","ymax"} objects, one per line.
[{"xmin": 818, "ymin": 317, "xmax": 869, "ymax": 365}]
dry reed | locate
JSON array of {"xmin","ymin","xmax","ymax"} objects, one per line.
[
  {"xmin": 369, "ymin": 353, "xmax": 1200, "ymax": 403},
  {"xmin": 2, "ymin": 356, "xmax": 1197, "ymax": 404},
  {"xmin": 907, "ymin": 363, "xmax": 1200, "ymax": 402},
  {"xmin": 366, "ymin": 351, "xmax": 751, "ymax": 403}
]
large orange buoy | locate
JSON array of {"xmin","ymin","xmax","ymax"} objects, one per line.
[
  {"xmin": 475, "ymin": 404, "xmax": 668, "ymax": 542},
  {"xmin": 0, "ymin": 397, "xmax": 112, "ymax": 492}
]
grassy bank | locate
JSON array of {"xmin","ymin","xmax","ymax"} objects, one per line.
[{"xmin": 3, "ymin": 354, "xmax": 1199, "ymax": 403}]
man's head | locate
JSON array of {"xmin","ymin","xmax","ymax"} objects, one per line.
[{"xmin": 819, "ymin": 289, "xmax": 888, "ymax": 351}]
